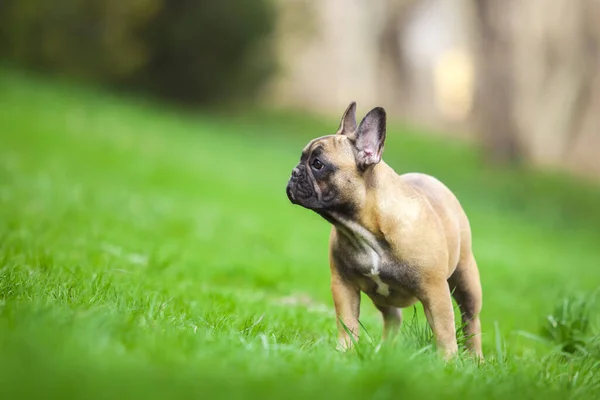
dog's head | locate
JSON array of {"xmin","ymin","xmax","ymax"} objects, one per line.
[{"xmin": 286, "ymin": 102, "xmax": 387, "ymax": 220}]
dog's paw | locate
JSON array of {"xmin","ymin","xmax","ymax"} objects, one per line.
[
  {"xmin": 335, "ymin": 340, "xmax": 355, "ymax": 353},
  {"xmin": 335, "ymin": 343, "xmax": 349, "ymax": 353}
]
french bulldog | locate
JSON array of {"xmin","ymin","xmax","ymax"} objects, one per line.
[{"xmin": 286, "ymin": 102, "xmax": 483, "ymax": 360}]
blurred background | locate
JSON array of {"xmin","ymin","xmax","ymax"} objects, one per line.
[
  {"xmin": 2, "ymin": 2, "xmax": 600, "ymax": 397},
  {"xmin": 1, "ymin": 0, "xmax": 599, "ymax": 182}
]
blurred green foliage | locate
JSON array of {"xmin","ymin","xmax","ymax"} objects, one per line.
[{"xmin": 0, "ymin": 0, "xmax": 276, "ymax": 104}]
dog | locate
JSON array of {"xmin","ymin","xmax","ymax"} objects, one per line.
[{"xmin": 285, "ymin": 102, "xmax": 483, "ymax": 360}]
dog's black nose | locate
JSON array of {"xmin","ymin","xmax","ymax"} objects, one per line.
[{"xmin": 292, "ymin": 167, "xmax": 300, "ymax": 178}]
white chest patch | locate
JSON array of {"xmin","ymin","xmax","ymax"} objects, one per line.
[
  {"xmin": 364, "ymin": 247, "xmax": 390, "ymax": 296},
  {"xmin": 331, "ymin": 212, "xmax": 390, "ymax": 297}
]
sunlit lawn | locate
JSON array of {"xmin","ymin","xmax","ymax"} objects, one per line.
[{"xmin": 1, "ymin": 69, "xmax": 599, "ymax": 399}]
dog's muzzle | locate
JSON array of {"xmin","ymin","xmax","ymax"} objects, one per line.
[
  {"xmin": 286, "ymin": 167, "xmax": 300, "ymax": 204},
  {"xmin": 286, "ymin": 166, "xmax": 313, "ymax": 205},
  {"xmin": 286, "ymin": 182, "xmax": 297, "ymax": 203}
]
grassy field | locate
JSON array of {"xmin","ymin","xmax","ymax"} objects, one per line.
[{"xmin": 1, "ymin": 68, "xmax": 600, "ymax": 399}]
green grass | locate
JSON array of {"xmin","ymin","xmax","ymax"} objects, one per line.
[{"xmin": 1, "ymin": 68, "xmax": 600, "ymax": 399}]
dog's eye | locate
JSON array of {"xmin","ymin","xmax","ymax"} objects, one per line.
[{"xmin": 312, "ymin": 159, "xmax": 323, "ymax": 170}]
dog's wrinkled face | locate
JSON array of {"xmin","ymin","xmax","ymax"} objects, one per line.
[
  {"xmin": 286, "ymin": 102, "xmax": 387, "ymax": 220},
  {"xmin": 286, "ymin": 134, "xmax": 359, "ymax": 214}
]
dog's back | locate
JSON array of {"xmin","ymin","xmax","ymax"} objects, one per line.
[{"xmin": 400, "ymin": 172, "xmax": 473, "ymax": 277}]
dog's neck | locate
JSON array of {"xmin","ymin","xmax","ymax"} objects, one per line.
[
  {"xmin": 326, "ymin": 161, "xmax": 410, "ymax": 253},
  {"xmin": 363, "ymin": 161, "xmax": 401, "ymax": 192},
  {"xmin": 328, "ymin": 210, "xmax": 385, "ymax": 256}
]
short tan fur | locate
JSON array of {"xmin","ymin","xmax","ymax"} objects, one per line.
[{"xmin": 286, "ymin": 102, "xmax": 483, "ymax": 360}]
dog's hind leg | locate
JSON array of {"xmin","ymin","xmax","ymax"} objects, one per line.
[
  {"xmin": 375, "ymin": 304, "xmax": 402, "ymax": 342},
  {"xmin": 448, "ymin": 253, "xmax": 483, "ymax": 358}
]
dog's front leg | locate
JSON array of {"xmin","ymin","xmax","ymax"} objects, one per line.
[
  {"xmin": 420, "ymin": 281, "xmax": 458, "ymax": 360},
  {"xmin": 330, "ymin": 269, "xmax": 361, "ymax": 351}
]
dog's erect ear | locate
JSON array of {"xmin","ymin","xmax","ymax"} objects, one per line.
[
  {"xmin": 336, "ymin": 101, "xmax": 357, "ymax": 136},
  {"xmin": 354, "ymin": 107, "xmax": 386, "ymax": 169}
]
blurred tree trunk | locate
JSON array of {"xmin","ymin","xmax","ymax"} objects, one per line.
[
  {"xmin": 377, "ymin": 0, "xmax": 419, "ymax": 112},
  {"xmin": 470, "ymin": 0, "xmax": 600, "ymax": 175},
  {"xmin": 512, "ymin": 0, "xmax": 600, "ymax": 171},
  {"xmin": 470, "ymin": 0, "xmax": 522, "ymax": 164}
]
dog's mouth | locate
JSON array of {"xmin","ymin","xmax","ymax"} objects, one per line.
[{"xmin": 286, "ymin": 184, "xmax": 297, "ymax": 204}]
